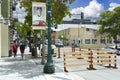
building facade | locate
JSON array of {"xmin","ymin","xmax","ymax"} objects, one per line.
[
  {"xmin": 56, "ymin": 24, "xmax": 116, "ymax": 49},
  {"xmin": 0, "ymin": 1, "xmax": 9, "ymax": 57}
]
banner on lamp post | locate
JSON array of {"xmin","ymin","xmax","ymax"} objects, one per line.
[{"xmin": 32, "ymin": 2, "xmax": 46, "ymax": 30}]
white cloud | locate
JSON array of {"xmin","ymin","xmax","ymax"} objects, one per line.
[
  {"xmin": 108, "ymin": 3, "xmax": 120, "ymax": 11},
  {"xmin": 63, "ymin": 15, "xmax": 72, "ymax": 21},
  {"xmin": 13, "ymin": 1, "xmax": 26, "ymax": 22},
  {"xmin": 70, "ymin": 7, "xmax": 84, "ymax": 14},
  {"xmin": 69, "ymin": 0, "xmax": 104, "ymax": 19},
  {"xmin": 18, "ymin": 18, "xmax": 25, "ymax": 23}
]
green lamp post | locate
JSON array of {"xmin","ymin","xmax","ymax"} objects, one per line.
[{"xmin": 43, "ymin": 0, "xmax": 55, "ymax": 73}]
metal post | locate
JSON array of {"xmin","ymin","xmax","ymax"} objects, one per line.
[
  {"xmin": 78, "ymin": 21, "xmax": 80, "ymax": 50},
  {"xmin": 72, "ymin": 14, "xmax": 82, "ymax": 50},
  {"xmin": 43, "ymin": 0, "xmax": 55, "ymax": 74},
  {"xmin": 79, "ymin": 12, "xmax": 84, "ymax": 50},
  {"xmin": 58, "ymin": 47, "xmax": 60, "ymax": 58}
]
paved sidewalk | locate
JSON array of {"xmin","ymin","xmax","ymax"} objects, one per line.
[
  {"xmin": 0, "ymin": 47, "xmax": 85, "ymax": 80},
  {"xmin": 0, "ymin": 47, "xmax": 120, "ymax": 80}
]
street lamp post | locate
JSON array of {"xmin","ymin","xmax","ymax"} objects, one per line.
[
  {"xmin": 72, "ymin": 14, "xmax": 82, "ymax": 50},
  {"xmin": 78, "ymin": 12, "xmax": 84, "ymax": 50},
  {"xmin": 43, "ymin": 0, "xmax": 55, "ymax": 74},
  {"xmin": 78, "ymin": 21, "xmax": 80, "ymax": 50}
]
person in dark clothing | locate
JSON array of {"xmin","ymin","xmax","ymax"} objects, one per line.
[
  {"xmin": 72, "ymin": 40, "xmax": 75, "ymax": 52},
  {"xmin": 20, "ymin": 42, "xmax": 25, "ymax": 60}
]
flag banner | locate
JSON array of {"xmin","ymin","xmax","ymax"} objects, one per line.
[{"xmin": 32, "ymin": 2, "xmax": 46, "ymax": 30}]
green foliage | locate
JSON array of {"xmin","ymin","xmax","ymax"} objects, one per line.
[
  {"xmin": 1, "ymin": 0, "xmax": 8, "ymax": 18},
  {"xmin": 18, "ymin": 0, "xmax": 75, "ymax": 39},
  {"xmin": 20, "ymin": 0, "xmax": 75, "ymax": 25},
  {"xmin": 97, "ymin": 6, "xmax": 120, "ymax": 38},
  {"xmin": 58, "ymin": 33, "xmax": 67, "ymax": 40},
  {"xmin": 52, "ymin": 0, "xmax": 71, "ymax": 24},
  {"xmin": 14, "ymin": 22, "xmax": 32, "ymax": 38}
]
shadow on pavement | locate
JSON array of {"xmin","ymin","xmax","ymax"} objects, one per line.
[{"xmin": 0, "ymin": 54, "xmax": 44, "ymax": 79}]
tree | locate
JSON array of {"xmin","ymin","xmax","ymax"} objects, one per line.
[
  {"xmin": 20, "ymin": 0, "xmax": 75, "ymax": 25},
  {"xmin": 58, "ymin": 33, "xmax": 68, "ymax": 46},
  {"xmin": 97, "ymin": 6, "xmax": 120, "ymax": 48},
  {"xmin": 20, "ymin": 0, "xmax": 75, "ymax": 60},
  {"xmin": 14, "ymin": 22, "xmax": 32, "ymax": 38}
]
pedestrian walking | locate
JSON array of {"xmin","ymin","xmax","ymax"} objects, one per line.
[
  {"xmin": 72, "ymin": 40, "xmax": 75, "ymax": 52},
  {"xmin": 12, "ymin": 41, "xmax": 18, "ymax": 58},
  {"xmin": 20, "ymin": 42, "xmax": 25, "ymax": 60}
]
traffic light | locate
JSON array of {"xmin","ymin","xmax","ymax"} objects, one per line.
[{"xmin": 81, "ymin": 12, "xmax": 84, "ymax": 19}]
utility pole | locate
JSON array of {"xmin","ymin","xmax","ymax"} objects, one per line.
[
  {"xmin": 79, "ymin": 12, "xmax": 84, "ymax": 50},
  {"xmin": 72, "ymin": 12, "xmax": 84, "ymax": 50},
  {"xmin": 43, "ymin": 0, "xmax": 55, "ymax": 74},
  {"xmin": 78, "ymin": 19, "xmax": 80, "ymax": 50}
]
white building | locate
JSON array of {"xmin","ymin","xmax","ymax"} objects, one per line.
[
  {"xmin": 0, "ymin": 2, "xmax": 9, "ymax": 57},
  {"xmin": 54, "ymin": 20, "xmax": 116, "ymax": 49}
]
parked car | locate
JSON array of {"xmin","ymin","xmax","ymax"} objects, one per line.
[
  {"xmin": 55, "ymin": 41, "xmax": 64, "ymax": 47},
  {"xmin": 101, "ymin": 46, "xmax": 120, "ymax": 55}
]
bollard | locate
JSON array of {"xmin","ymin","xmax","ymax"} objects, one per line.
[
  {"xmin": 97, "ymin": 49, "xmax": 100, "ymax": 63},
  {"xmin": 64, "ymin": 53, "xmax": 68, "ymax": 72},
  {"xmin": 112, "ymin": 54, "xmax": 117, "ymax": 69},
  {"xmin": 87, "ymin": 50, "xmax": 96, "ymax": 70},
  {"xmin": 58, "ymin": 47, "xmax": 61, "ymax": 58}
]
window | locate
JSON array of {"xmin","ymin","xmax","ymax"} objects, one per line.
[
  {"xmin": 85, "ymin": 39, "xmax": 90, "ymax": 44},
  {"xmin": 81, "ymin": 40, "xmax": 82, "ymax": 44},
  {"xmin": 92, "ymin": 39, "xmax": 97, "ymax": 44},
  {"xmin": 107, "ymin": 39, "xmax": 112, "ymax": 44},
  {"xmin": 100, "ymin": 39, "xmax": 105, "ymax": 44}
]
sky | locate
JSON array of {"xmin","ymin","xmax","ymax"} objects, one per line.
[
  {"xmin": 64, "ymin": 0, "xmax": 120, "ymax": 20},
  {"xmin": 13, "ymin": 0, "xmax": 120, "ymax": 22},
  {"xmin": 69, "ymin": 0, "xmax": 120, "ymax": 10},
  {"xmin": 13, "ymin": 2, "xmax": 26, "ymax": 23}
]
